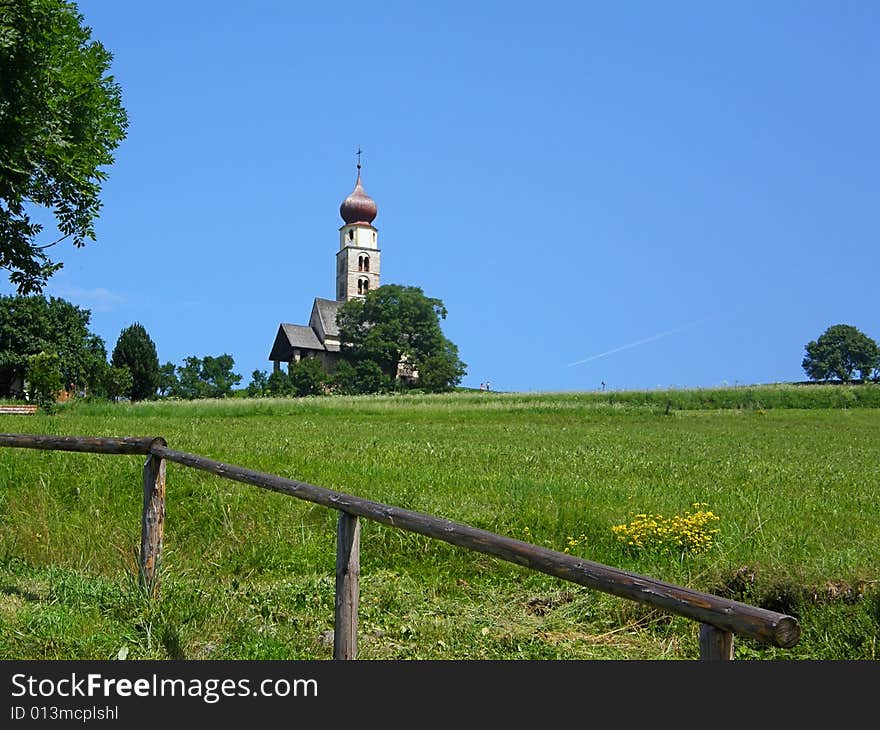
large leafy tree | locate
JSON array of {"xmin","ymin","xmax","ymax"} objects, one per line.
[
  {"xmin": 111, "ymin": 323, "xmax": 159, "ymax": 401},
  {"xmin": 336, "ymin": 283, "xmax": 466, "ymax": 392},
  {"xmin": 802, "ymin": 324, "xmax": 879, "ymax": 383},
  {"xmin": 0, "ymin": 0, "xmax": 128, "ymax": 294},
  {"xmin": 0, "ymin": 293, "xmax": 106, "ymax": 395}
]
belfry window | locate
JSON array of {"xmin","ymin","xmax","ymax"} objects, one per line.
[
  {"xmin": 358, "ymin": 277, "xmax": 369, "ymax": 295},
  {"xmin": 358, "ymin": 255, "xmax": 370, "ymax": 272},
  {"xmin": 348, "ymin": 229, "xmax": 354, "ymax": 241}
]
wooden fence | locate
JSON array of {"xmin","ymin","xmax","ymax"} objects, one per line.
[{"xmin": 0, "ymin": 432, "xmax": 801, "ymax": 660}]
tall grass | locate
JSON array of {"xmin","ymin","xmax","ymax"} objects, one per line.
[{"xmin": 0, "ymin": 384, "xmax": 877, "ymax": 659}]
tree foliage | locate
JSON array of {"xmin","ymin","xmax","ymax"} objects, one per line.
[
  {"xmin": 104, "ymin": 365, "xmax": 132, "ymax": 402},
  {"xmin": 156, "ymin": 361, "xmax": 177, "ymax": 398},
  {"xmin": 0, "ymin": 293, "xmax": 105, "ymax": 396},
  {"xmin": 111, "ymin": 323, "xmax": 159, "ymax": 401},
  {"xmin": 330, "ymin": 359, "xmax": 390, "ymax": 395},
  {"xmin": 169, "ymin": 354, "xmax": 241, "ymax": 399},
  {"xmin": 26, "ymin": 350, "xmax": 62, "ymax": 409},
  {"xmin": 0, "ymin": 0, "xmax": 128, "ymax": 293},
  {"xmin": 417, "ymin": 340, "xmax": 467, "ymax": 393},
  {"xmin": 246, "ymin": 369, "xmax": 269, "ymax": 398},
  {"xmin": 336, "ymin": 284, "xmax": 466, "ymax": 393},
  {"xmin": 289, "ymin": 357, "xmax": 327, "ymax": 397},
  {"xmin": 802, "ymin": 324, "xmax": 879, "ymax": 383},
  {"xmin": 266, "ymin": 369, "xmax": 292, "ymax": 397},
  {"xmin": 198, "ymin": 354, "xmax": 242, "ymax": 398}
]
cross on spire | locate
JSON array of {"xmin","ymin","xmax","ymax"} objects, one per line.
[{"xmin": 356, "ymin": 145, "xmax": 363, "ymax": 170}]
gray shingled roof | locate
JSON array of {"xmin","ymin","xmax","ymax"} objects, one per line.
[
  {"xmin": 313, "ymin": 297, "xmax": 342, "ymax": 337},
  {"xmin": 281, "ymin": 323, "xmax": 324, "ymax": 350}
]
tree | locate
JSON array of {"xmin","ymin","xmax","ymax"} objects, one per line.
[
  {"xmin": 1, "ymin": 0, "xmax": 128, "ymax": 294},
  {"xmin": 26, "ymin": 350, "xmax": 62, "ymax": 409},
  {"xmin": 336, "ymin": 284, "xmax": 466, "ymax": 392},
  {"xmin": 156, "ymin": 361, "xmax": 178, "ymax": 398},
  {"xmin": 0, "ymin": 294, "xmax": 106, "ymax": 396},
  {"xmin": 198, "ymin": 354, "xmax": 241, "ymax": 398},
  {"xmin": 169, "ymin": 354, "xmax": 241, "ymax": 399},
  {"xmin": 266, "ymin": 369, "xmax": 292, "ymax": 397},
  {"xmin": 247, "ymin": 369, "xmax": 269, "ymax": 398},
  {"xmin": 289, "ymin": 357, "xmax": 327, "ymax": 397},
  {"xmin": 173, "ymin": 356, "xmax": 205, "ymax": 399},
  {"xmin": 104, "ymin": 365, "xmax": 132, "ymax": 402},
  {"xmin": 81, "ymin": 334, "xmax": 109, "ymax": 398},
  {"xmin": 111, "ymin": 323, "xmax": 159, "ymax": 401},
  {"xmin": 418, "ymin": 340, "xmax": 467, "ymax": 393},
  {"xmin": 330, "ymin": 359, "xmax": 390, "ymax": 395},
  {"xmin": 802, "ymin": 324, "xmax": 879, "ymax": 383}
]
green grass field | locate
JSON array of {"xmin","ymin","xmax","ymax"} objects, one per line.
[{"xmin": 0, "ymin": 384, "xmax": 878, "ymax": 660}]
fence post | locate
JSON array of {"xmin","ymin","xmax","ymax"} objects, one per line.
[
  {"xmin": 334, "ymin": 511, "xmax": 360, "ymax": 660},
  {"xmin": 699, "ymin": 623, "xmax": 734, "ymax": 660},
  {"xmin": 140, "ymin": 452, "xmax": 166, "ymax": 598}
]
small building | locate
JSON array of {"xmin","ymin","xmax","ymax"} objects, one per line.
[{"xmin": 268, "ymin": 160, "xmax": 381, "ymax": 374}]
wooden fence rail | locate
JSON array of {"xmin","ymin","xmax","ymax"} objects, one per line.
[{"xmin": 0, "ymin": 432, "xmax": 801, "ymax": 660}]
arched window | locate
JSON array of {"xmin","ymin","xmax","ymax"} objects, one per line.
[
  {"xmin": 348, "ymin": 229, "xmax": 354, "ymax": 241},
  {"xmin": 362, "ymin": 255, "xmax": 370, "ymax": 272},
  {"xmin": 358, "ymin": 277, "xmax": 369, "ymax": 295}
]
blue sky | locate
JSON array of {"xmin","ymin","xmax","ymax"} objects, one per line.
[{"xmin": 6, "ymin": 1, "xmax": 878, "ymax": 393}]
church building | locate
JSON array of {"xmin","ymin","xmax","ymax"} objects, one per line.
[{"xmin": 268, "ymin": 160, "xmax": 381, "ymax": 373}]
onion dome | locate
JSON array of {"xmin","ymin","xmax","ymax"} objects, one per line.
[{"xmin": 339, "ymin": 165, "xmax": 377, "ymax": 225}]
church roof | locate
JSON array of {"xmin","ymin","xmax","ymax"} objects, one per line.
[
  {"xmin": 313, "ymin": 297, "xmax": 342, "ymax": 338},
  {"xmin": 282, "ymin": 323, "xmax": 323, "ymax": 349},
  {"xmin": 268, "ymin": 323, "xmax": 325, "ymax": 361}
]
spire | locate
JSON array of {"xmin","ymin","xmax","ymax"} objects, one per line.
[{"xmin": 339, "ymin": 148, "xmax": 377, "ymax": 225}]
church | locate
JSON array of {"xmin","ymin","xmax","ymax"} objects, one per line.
[{"xmin": 268, "ymin": 160, "xmax": 381, "ymax": 374}]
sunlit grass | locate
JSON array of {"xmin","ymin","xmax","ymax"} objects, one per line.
[{"xmin": 0, "ymin": 385, "xmax": 878, "ymax": 659}]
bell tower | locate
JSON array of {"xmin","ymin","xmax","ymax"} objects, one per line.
[{"xmin": 336, "ymin": 151, "xmax": 380, "ymax": 301}]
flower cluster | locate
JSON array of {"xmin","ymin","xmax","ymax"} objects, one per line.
[
  {"xmin": 611, "ymin": 502, "xmax": 720, "ymax": 555},
  {"xmin": 521, "ymin": 527, "xmax": 588, "ymax": 555},
  {"xmin": 563, "ymin": 533, "xmax": 588, "ymax": 554}
]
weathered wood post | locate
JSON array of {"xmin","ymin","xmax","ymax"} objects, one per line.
[
  {"xmin": 334, "ymin": 511, "xmax": 360, "ymax": 660},
  {"xmin": 699, "ymin": 623, "xmax": 734, "ymax": 660},
  {"xmin": 140, "ymin": 447, "xmax": 167, "ymax": 598}
]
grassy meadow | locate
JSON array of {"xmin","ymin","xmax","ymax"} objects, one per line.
[{"xmin": 0, "ymin": 383, "xmax": 878, "ymax": 660}]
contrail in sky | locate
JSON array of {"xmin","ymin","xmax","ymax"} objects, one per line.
[{"xmin": 565, "ymin": 320, "xmax": 706, "ymax": 368}]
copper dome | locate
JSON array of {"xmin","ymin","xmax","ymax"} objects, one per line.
[{"xmin": 339, "ymin": 167, "xmax": 377, "ymax": 225}]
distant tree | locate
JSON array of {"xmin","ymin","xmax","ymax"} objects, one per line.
[
  {"xmin": 247, "ymin": 369, "xmax": 269, "ymax": 398},
  {"xmin": 156, "ymin": 361, "xmax": 178, "ymax": 398},
  {"xmin": 329, "ymin": 359, "xmax": 380, "ymax": 395},
  {"xmin": 0, "ymin": 294, "xmax": 105, "ymax": 397},
  {"xmin": 336, "ymin": 284, "xmax": 466, "ymax": 391},
  {"xmin": 199, "ymin": 354, "xmax": 241, "ymax": 398},
  {"xmin": 289, "ymin": 357, "xmax": 327, "ymax": 397},
  {"xmin": 418, "ymin": 340, "xmax": 467, "ymax": 393},
  {"xmin": 26, "ymin": 351, "xmax": 63, "ymax": 410},
  {"xmin": 0, "ymin": 0, "xmax": 128, "ymax": 294},
  {"xmin": 330, "ymin": 359, "xmax": 391, "ymax": 395},
  {"xmin": 82, "ymin": 334, "xmax": 109, "ymax": 398},
  {"xmin": 802, "ymin": 324, "xmax": 879, "ymax": 383},
  {"xmin": 266, "ymin": 369, "xmax": 292, "ymax": 397},
  {"xmin": 173, "ymin": 356, "xmax": 205, "ymax": 399},
  {"xmin": 168, "ymin": 354, "xmax": 241, "ymax": 399},
  {"xmin": 104, "ymin": 365, "xmax": 132, "ymax": 402},
  {"xmin": 111, "ymin": 323, "xmax": 159, "ymax": 400}
]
